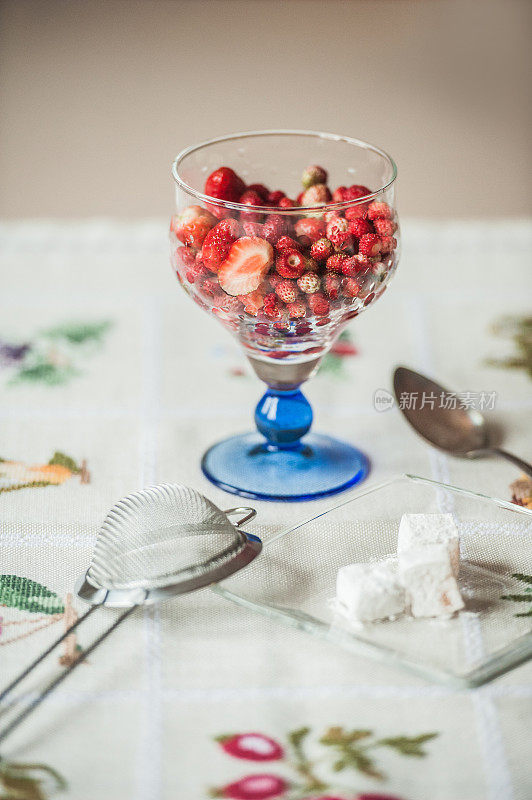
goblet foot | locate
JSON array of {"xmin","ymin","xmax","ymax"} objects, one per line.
[{"xmin": 201, "ymin": 432, "xmax": 369, "ymax": 502}]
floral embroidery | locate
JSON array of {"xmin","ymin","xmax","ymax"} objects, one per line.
[
  {"xmin": 0, "ymin": 451, "xmax": 90, "ymax": 494},
  {"xmin": 210, "ymin": 726, "xmax": 437, "ymax": 798},
  {"xmin": 318, "ymin": 331, "xmax": 358, "ymax": 378},
  {"xmin": 0, "ymin": 320, "xmax": 111, "ymax": 386},
  {"xmin": 486, "ymin": 315, "xmax": 532, "ymax": 379},
  {"xmin": 0, "ymin": 577, "xmax": 82, "ymax": 666},
  {"xmin": 0, "ymin": 759, "xmax": 66, "ymax": 800},
  {"xmin": 501, "ymin": 573, "xmax": 532, "ymax": 618}
]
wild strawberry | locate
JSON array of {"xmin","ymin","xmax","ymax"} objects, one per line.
[
  {"xmin": 294, "ymin": 218, "xmax": 326, "ymax": 244},
  {"xmin": 325, "ymin": 253, "xmax": 348, "ymax": 272},
  {"xmin": 200, "ymin": 278, "xmax": 218, "ymax": 297},
  {"xmin": 278, "ymin": 197, "xmax": 296, "ymax": 209},
  {"xmin": 201, "ymin": 218, "xmax": 241, "ymax": 271},
  {"xmin": 246, "ymin": 183, "xmax": 270, "ymax": 202},
  {"xmin": 297, "ymin": 272, "xmax": 320, "ymax": 294},
  {"xmin": 367, "ymin": 201, "xmax": 392, "ymax": 220},
  {"xmin": 263, "ymin": 292, "xmax": 283, "ymax": 320},
  {"xmin": 275, "ymin": 236, "xmax": 301, "ymax": 253},
  {"xmin": 324, "ymin": 209, "xmax": 342, "ymax": 223},
  {"xmin": 262, "ymin": 215, "xmax": 285, "ymax": 245},
  {"xmin": 268, "ymin": 272, "xmax": 282, "ymax": 290},
  {"xmin": 301, "ymin": 184, "xmax": 331, "ymax": 206},
  {"xmin": 348, "ymin": 217, "xmax": 374, "ymax": 238},
  {"xmin": 308, "ymin": 292, "xmax": 330, "ymax": 316},
  {"xmin": 371, "ymin": 261, "xmax": 388, "ymax": 280},
  {"xmin": 239, "ymin": 189, "xmax": 265, "ymax": 223},
  {"xmin": 204, "ymin": 167, "xmax": 246, "ymax": 203},
  {"xmin": 242, "ymin": 221, "xmax": 265, "ymax": 238},
  {"xmin": 341, "ymin": 254, "xmax": 371, "ymax": 276},
  {"xmin": 218, "ymin": 237, "xmax": 273, "ymax": 296},
  {"xmin": 170, "ymin": 205, "xmax": 217, "ymax": 249},
  {"xmin": 305, "ymin": 257, "xmax": 319, "ymax": 272},
  {"xmin": 358, "ymin": 233, "xmax": 382, "ymax": 256},
  {"xmin": 296, "ymin": 191, "xmax": 305, "ymax": 205},
  {"xmin": 301, "ymin": 164, "xmax": 327, "ymax": 189},
  {"xmin": 380, "ymin": 235, "xmax": 397, "ymax": 252},
  {"xmin": 344, "ymin": 203, "xmax": 369, "ymax": 221},
  {"xmin": 324, "ymin": 273, "xmax": 341, "ymax": 299},
  {"xmin": 287, "ymin": 300, "xmax": 306, "ymax": 319},
  {"xmin": 266, "ymin": 190, "xmax": 285, "ymax": 206},
  {"xmin": 332, "ymin": 186, "xmax": 348, "ymax": 203},
  {"xmin": 239, "ymin": 288, "xmax": 265, "ymax": 316},
  {"xmin": 310, "ymin": 237, "xmax": 334, "ymax": 262},
  {"xmin": 345, "ymin": 184, "xmax": 372, "ymax": 201},
  {"xmin": 275, "ymin": 279, "xmax": 298, "ymax": 304},
  {"xmin": 373, "ymin": 217, "xmax": 397, "ymax": 236},
  {"xmin": 276, "ymin": 250, "xmax": 306, "ymax": 279},
  {"xmin": 343, "ymin": 277, "xmax": 361, "ymax": 297},
  {"xmin": 326, "ymin": 216, "xmax": 353, "ymax": 250}
]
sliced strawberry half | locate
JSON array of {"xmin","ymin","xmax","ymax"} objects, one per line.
[{"xmin": 218, "ymin": 237, "xmax": 273, "ymax": 296}]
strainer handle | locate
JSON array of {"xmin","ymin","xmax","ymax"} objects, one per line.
[
  {"xmin": 224, "ymin": 507, "xmax": 257, "ymax": 527},
  {"xmin": 0, "ymin": 605, "xmax": 137, "ymax": 747}
]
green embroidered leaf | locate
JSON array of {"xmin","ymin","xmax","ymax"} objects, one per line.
[
  {"xmin": 0, "ymin": 481, "xmax": 54, "ymax": 495},
  {"xmin": 502, "ymin": 574, "xmax": 532, "ymax": 617},
  {"xmin": 378, "ymin": 732, "xmax": 438, "ymax": 757},
  {"xmin": 43, "ymin": 321, "xmax": 111, "ymax": 345},
  {"xmin": 515, "ymin": 608, "xmax": 532, "ymax": 617},
  {"xmin": 0, "ymin": 575, "xmax": 64, "ymax": 615},
  {"xmin": 288, "ymin": 726, "xmax": 311, "ymax": 749},
  {"xmin": 48, "ymin": 451, "xmax": 79, "ymax": 473},
  {"xmin": 12, "ymin": 362, "xmax": 77, "ymax": 386},
  {"xmin": 501, "ymin": 593, "xmax": 532, "ymax": 602},
  {"xmin": 512, "ymin": 573, "xmax": 532, "ymax": 585}
]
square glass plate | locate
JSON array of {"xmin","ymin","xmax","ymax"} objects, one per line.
[{"xmin": 214, "ymin": 475, "xmax": 532, "ymax": 688}]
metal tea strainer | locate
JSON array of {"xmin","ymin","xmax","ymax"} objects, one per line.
[{"xmin": 0, "ymin": 483, "xmax": 261, "ymax": 744}]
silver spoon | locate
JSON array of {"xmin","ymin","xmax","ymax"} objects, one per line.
[{"xmin": 393, "ymin": 366, "xmax": 532, "ymax": 478}]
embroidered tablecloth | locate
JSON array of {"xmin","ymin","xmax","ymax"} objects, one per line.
[{"xmin": 0, "ymin": 219, "xmax": 531, "ymax": 800}]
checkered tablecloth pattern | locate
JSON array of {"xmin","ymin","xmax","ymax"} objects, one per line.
[{"xmin": 0, "ymin": 219, "xmax": 531, "ymax": 800}]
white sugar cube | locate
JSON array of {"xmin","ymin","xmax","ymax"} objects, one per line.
[
  {"xmin": 335, "ymin": 560, "xmax": 406, "ymax": 623},
  {"xmin": 398, "ymin": 513, "xmax": 460, "ymax": 577},
  {"xmin": 398, "ymin": 543, "xmax": 464, "ymax": 618}
]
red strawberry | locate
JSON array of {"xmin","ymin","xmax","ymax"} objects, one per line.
[
  {"xmin": 332, "ymin": 186, "xmax": 348, "ymax": 203},
  {"xmin": 348, "ymin": 217, "xmax": 374, "ymax": 238},
  {"xmin": 373, "ymin": 217, "xmax": 397, "ymax": 236},
  {"xmin": 294, "ymin": 218, "xmax": 326, "ymax": 244},
  {"xmin": 301, "ymin": 184, "xmax": 332, "ymax": 206},
  {"xmin": 358, "ymin": 233, "xmax": 382, "ymax": 256},
  {"xmin": 276, "ymin": 250, "xmax": 306, "ymax": 279},
  {"xmin": 344, "ymin": 204, "xmax": 369, "ymax": 221},
  {"xmin": 287, "ymin": 300, "xmax": 306, "ymax": 319},
  {"xmin": 305, "ymin": 257, "xmax": 319, "ymax": 272},
  {"xmin": 324, "ymin": 273, "xmax": 341, "ymax": 299},
  {"xmin": 263, "ymin": 292, "xmax": 283, "ymax": 320},
  {"xmin": 242, "ymin": 221, "xmax": 265, "ymax": 238},
  {"xmin": 278, "ymin": 197, "xmax": 296, "ymax": 209},
  {"xmin": 201, "ymin": 218, "xmax": 241, "ymax": 272},
  {"xmin": 239, "ymin": 189, "xmax": 266, "ymax": 223},
  {"xmin": 343, "ymin": 276, "xmax": 361, "ymax": 297},
  {"xmin": 275, "ymin": 236, "xmax": 301, "ymax": 253},
  {"xmin": 308, "ymin": 292, "xmax": 330, "ymax": 316},
  {"xmin": 200, "ymin": 278, "xmax": 218, "ymax": 297},
  {"xmin": 326, "ymin": 216, "xmax": 353, "ymax": 250},
  {"xmin": 341, "ymin": 255, "xmax": 371, "ymax": 276},
  {"xmin": 297, "ymin": 272, "xmax": 320, "ymax": 294},
  {"xmin": 367, "ymin": 201, "xmax": 392, "ymax": 220},
  {"xmin": 301, "ymin": 164, "xmax": 328, "ymax": 189},
  {"xmin": 215, "ymin": 293, "xmax": 244, "ymax": 313},
  {"xmin": 267, "ymin": 272, "xmax": 282, "ymax": 290},
  {"xmin": 204, "ymin": 167, "xmax": 246, "ymax": 203},
  {"xmin": 325, "ymin": 253, "xmax": 348, "ymax": 272},
  {"xmin": 345, "ymin": 184, "xmax": 372, "ymax": 200},
  {"xmin": 170, "ymin": 205, "xmax": 217, "ymax": 249},
  {"xmin": 266, "ymin": 190, "xmax": 285, "ymax": 206},
  {"xmin": 310, "ymin": 237, "xmax": 334, "ymax": 262},
  {"xmin": 246, "ymin": 184, "xmax": 270, "ymax": 202},
  {"xmin": 262, "ymin": 215, "xmax": 285, "ymax": 245},
  {"xmin": 275, "ymin": 280, "xmax": 298, "ymax": 304},
  {"xmin": 239, "ymin": 288, "xmax": 266, "ymax": 316},
  {"xmin": 380, "ymin": 235, "xmax": 397, "ymax": 252},
  {"xmin": 218, "ymin": 237, "xmax": 273, "ymax": 296}
]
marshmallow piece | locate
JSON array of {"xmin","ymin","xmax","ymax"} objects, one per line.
[
  {"xmin": 398, "ymin": 543, "xmax": 464, "ymax": 618},
  {"xmin": 335, "ymin": 560, "xmax": 406, "ymax": 623},
  {"xmin": 398, "ymin": 513, "xmax": 460, "ymax": 577}
]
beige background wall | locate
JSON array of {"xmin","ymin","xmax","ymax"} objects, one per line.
[{"xmin": 1, "ymin": 0, "xmax": 531, "ymax": 219}]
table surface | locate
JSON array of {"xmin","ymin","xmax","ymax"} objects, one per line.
[{"xmin": 0, "ymin": 219, "xmax": 531, "ymax": 800}]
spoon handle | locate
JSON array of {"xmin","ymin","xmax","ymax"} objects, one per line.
[{"xmin": 488, "ymin": 447, "xmax": 532, "ymax": 479}]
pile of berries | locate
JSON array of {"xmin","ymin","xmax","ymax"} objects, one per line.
[{"xmin": 170, "ymin": 164, "xmax": 398, "ymax": 332}]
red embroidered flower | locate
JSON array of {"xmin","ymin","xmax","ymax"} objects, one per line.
[
  {"xmin": 214, "ymin": 773, "xmax": 289, "ymax": 799},
  {"xmin": 217, "ymin": 733, "xmax": 284, "ymax": 761}
]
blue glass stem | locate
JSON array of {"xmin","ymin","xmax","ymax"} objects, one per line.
[{"xmin": 254, "ymin": 387, "xmax": 313, "ymax": 448}]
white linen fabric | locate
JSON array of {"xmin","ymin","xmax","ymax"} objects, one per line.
[{"xmin": 0, "ymin": 219, "xmax": 530, "ymax": 800}]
